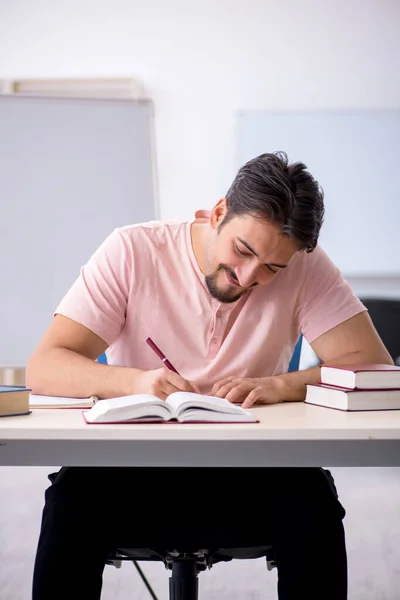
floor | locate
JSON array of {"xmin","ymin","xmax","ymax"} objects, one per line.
[{"xmin": 1, "ymin": 467, "xmax": 400, "ymax": 599}]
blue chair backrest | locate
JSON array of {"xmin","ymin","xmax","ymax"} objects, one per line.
[
  {"xmin": 98, "ymin": 340, "xmax": 302, "ymax": 372},
  {"xmin": 288, "ymin": 335, "xmax": 302, "ymax": 372}
]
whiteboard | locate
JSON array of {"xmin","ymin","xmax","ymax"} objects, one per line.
[
  {"xmin": 0, "ymin": 94, "xmax": 157, "ymax": 365},
  {"xmin": 236, "ymin": 110, "xmax": 400, "ymax": 277}
]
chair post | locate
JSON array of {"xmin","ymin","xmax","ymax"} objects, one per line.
[{"xmin": 169, "ymin": 559, "xmax": 199, "ymax": 600}]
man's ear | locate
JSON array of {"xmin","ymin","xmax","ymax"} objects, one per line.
[{"xmin": 210, "ymin": 198, "xmax": 228, "ymax": 229}]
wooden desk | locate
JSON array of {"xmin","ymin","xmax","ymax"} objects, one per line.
[{"xmin": 1, "ymin": 403, "xmax": 400, "ymax": 467}]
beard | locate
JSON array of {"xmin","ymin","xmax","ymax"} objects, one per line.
[{"xmin": 205, "ymin": 264, "xmax": 249, "ymax": 304}]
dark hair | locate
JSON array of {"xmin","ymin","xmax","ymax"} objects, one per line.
[{"xmin": 223, "ymin": 151, "xmax": 325, "ymax": 252}]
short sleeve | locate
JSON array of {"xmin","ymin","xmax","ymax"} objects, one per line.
[
  {"xmin": 55, "ymin": 229, "xmax": 132, "ymax": 346},
  {"xmin": 297, "ymin": 246, "xmax": 366, "ymax": 344}
]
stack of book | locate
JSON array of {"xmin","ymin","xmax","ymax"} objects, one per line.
[
  {"xmin": 0, "ymin": 385, "xmax": 31, "ymax": 417},
  {"xmin": 305, "ymin": 364, "xmax": 400, "ymax": 411}
]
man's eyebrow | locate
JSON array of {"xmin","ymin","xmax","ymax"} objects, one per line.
[{"xmin": 236, "ymin": 237, "xmax": 288, "ymax": 269}]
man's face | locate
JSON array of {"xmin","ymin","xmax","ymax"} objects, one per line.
[{"xmin": 204, "ymin": 207, "xmax": 299, "ymax": 304}]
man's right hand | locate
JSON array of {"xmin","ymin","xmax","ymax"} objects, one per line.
[{"xmin": 132, "ymin": 368, "xmax": 197, "ymax": 400}]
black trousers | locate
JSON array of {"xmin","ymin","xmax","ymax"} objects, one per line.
[{"xmin": 32, "ymin": 467, "xmax": 347, "ymax": 599}]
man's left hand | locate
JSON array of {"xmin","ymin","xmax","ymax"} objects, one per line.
[{"xmin": 211, "ymin": 376, "xmax": 282, "ymax": 408}]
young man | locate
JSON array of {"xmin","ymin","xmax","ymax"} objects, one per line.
[{"xmin": 28, "ymin": 152, "xmax": 391, "ymax": 600}]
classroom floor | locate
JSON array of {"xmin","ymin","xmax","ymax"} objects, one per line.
[{"xmin": 2, "ymin": 467, "xmax": 400, "ymax": 599}]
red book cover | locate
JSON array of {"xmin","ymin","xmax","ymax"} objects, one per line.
[
  {"xmin": 322, "ymin": 364, "xmax": 400, "ymax": 373},
  {"xmin": 317, "ymin": 382, "xmax": 400, "ymax": 392},
  {"xmin": 82, "ymin": 412, "xmax": 259, "ymax": 425}
]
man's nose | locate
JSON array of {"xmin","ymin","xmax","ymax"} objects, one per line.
[{"xmin": 236, "ymin": 262, "xmax": 260, "ymax": 288}]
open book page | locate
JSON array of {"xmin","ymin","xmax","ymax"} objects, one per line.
[
  {"xmin": 29, "ymin": 394, "xmax": 98, "ymax": 408},
  {"xmin": 166, "ymin": 391, "xmax": 257, "ymax": 422},
  {"xmin": 83, "ymin": 392, "xmax": 258, "ymax": 424},
  {"xmin": 84, "ymin": 394, "xmax": 172, "ymax": 423}
]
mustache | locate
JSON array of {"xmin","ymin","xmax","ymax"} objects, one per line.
[
  {"xmin": 219, "ymin": 264, "xmax": 240, "ymax": 285},
  {"xmin": 218, "ymin": 265, "xmax": 258, "ymax": 289}
]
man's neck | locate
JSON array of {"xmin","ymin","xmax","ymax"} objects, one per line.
[{"xmin": 190, "ymin": 222, "xmax": 209, "ymax": 275}]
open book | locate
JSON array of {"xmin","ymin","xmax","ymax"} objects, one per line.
[{"xmin": 83, "ymin": 391, "xmax": 258, "ymax": 424}]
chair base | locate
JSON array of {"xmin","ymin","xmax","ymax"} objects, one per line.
[{"xmin": 107, "ymin": 546, "xmax": 276, "ymax": 600}]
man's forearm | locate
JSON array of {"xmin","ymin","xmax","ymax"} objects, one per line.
[
  {"xmin": 26, "ymin": 348, "xmax": 141, "ymax": 399},
  {"xmin": 272, "ymin": 364, "xmax": 321, "ymax": 402}
]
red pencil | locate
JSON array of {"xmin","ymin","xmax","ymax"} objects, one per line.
[{"xmin": 145, "ymin": 337, "xmax": 180, "ymax": 375}]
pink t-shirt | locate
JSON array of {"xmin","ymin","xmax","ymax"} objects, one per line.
[{"xmin": 55, "ymin": 214, "xmax": 366, "ymax": 394}]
